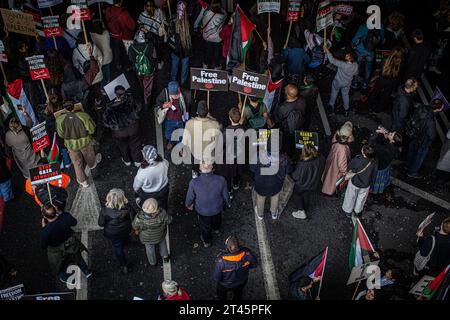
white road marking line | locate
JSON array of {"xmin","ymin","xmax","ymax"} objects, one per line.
[
  {"xmin": 316, "ymin": 93, "xmax": 332, "ymax": 136},
  {"xmin": 77, "ymin": 230, "xmax": 89, "ymax": 300},
  {"xmin": 254, "ymin": 213, "xmax": 281, "ymax": 300},
  {"xmin": 155, "ymin": 107, "xmax": 173, "ymax": 281},
  {"xmin": 391, "ymin": 177, "xmax": 450, "ymax": 210}
]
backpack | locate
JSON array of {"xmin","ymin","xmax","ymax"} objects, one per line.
[
  {"xmin": 246, "ymin": 103, "xmax": 266, "ymax": 130},
  {"xmin": 285, "ymin": 109, "xmax": 302, "ymax": 135},
  {"xmin": 364, "ymin": 29, "xmax": 382, "ymax": 51},
  {"xmin": 404, "ymin": 107, "xmax": 429, "ymax": 140},
  {"xmin": 131, "ymin": 44, "xmax": 154, "ymax": 76},
  {"xmin": 308, "ymin": 45, "xmax": 325, "ymax": 69}
]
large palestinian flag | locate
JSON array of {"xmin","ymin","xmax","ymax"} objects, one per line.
[
  {"xmin": 7, "ymin": 79, "xmax": 38, "ymax": 127},
  {"xmin": 422, "ymin": 265, "xmax": 450, "ymax": 300},
  {"xmin": 349, "ymin": 218, "xmax": 376, "ymax": 271},
  {"xmin": 263, "ymin": 69, "xmax": 283, "ymax": 113},
  {"xmin": 226, "ymin": 5, "xmax": 256, "ymax": 70}
]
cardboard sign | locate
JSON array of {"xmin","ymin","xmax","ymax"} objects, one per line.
[
  {"xmin": 0, "ymin": 9, "xmax": 37, "ymax": 36},
  {"xmin": 29, "ymin": 163, "xmax": 62, "ymax": 186},
  {"xmin": 252, "ymin": 129, "xmax": 272, "ymax": 146},
  {"xmin": 229, "ymin": 69, "xmax": 269, "ymax": 98},
  {"xmin": 71, "ymin": 0, "xmax": 91, "ymax": 20},
  {"xmin": 21, "ymin": 292, "xmax": 75, "ymax": 300},
  {"xmin": 346, "ymin": 261, "xmax": 380, "ymax": 285},
  {"xmin": 316, "ymin": 0, "xmax": 333, "ymax": 32},
  {"xmin": 334, "ymin": 4, "xmax": 353, "ymax": 16},
  {"xmin": 31, "ymin": 122, "xmax": 50, "ymax": 153},
  {"xmin": 409, "ymin": 275, "xmax": 435, "ymax": 296},
  {"xmin": 25, "ymin": 55, "xmax": 50, "ymax": 81},
  {"xmin": 104, "ymin": 73, "xmax": 131, "ymax": 101},
  {"xmin": 0, "ymin": 40, "xmax": 7, "ymax": 63},
  {"xmin": 257, "ymin": 0, "xmax": 281, "ymax": 14},
  {"xmin": 295, "ymin": 131, "xmax": 319, "ymax": 149},
  {"xmin": 417, "ymin": 212, "xmax": 435, "ymax": 234},
  {"xmin": 42, "ymin": 16, "xmax": 62, "ymax": 37},
  {"xmin": 431, "ymin": 86, "xmax": 450, "ymax": 110},
  {"xmin": 0, "ymin": 284, "xmax": 24, "ymax": 300},
  {"xmin": 287, "ymin": 0, "xmax": 302, "ymax": 22},
  {"xmin": 190, "ymin": 68, "xmax": 228, "ymax": 91},
  {"xmin": 38, "ymin": 0, "xmax": 63, "ymax": 8}
]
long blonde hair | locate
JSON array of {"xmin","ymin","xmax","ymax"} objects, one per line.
[
  {"xmin": 105, "ymin": 188, "xmax": 128, "ymax": 210},
  {"xmin": 382, "ymin": 47, "xmax": 404, "ymax": 79},
  {"xmin": 175, "ymin": 9, "xmax": 191, "ymax": 51}
]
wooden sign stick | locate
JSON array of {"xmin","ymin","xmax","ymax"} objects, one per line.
[
  {"xmin": 0, "ymin": 62, "xmax": 7, "ymax": 86},
  {"xmin": 284, "ymin": 21, "xmax": 293, "ymax": 48},
  {"xmin": 207, "ymin": 91, "xmax": 210, "ymax": 111},
  {"xmin": 40, "ymin": 78, "xmax": 49, "ymax": 102},
  {"xmin": 240, "ymin": 95, "xmax": 248, "ymax": 120}
]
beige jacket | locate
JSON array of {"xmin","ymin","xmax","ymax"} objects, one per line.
[{"xmin": 182, "ymin": 116, "xmax": 221, "ymax": 161}]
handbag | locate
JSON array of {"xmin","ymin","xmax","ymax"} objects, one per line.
[
  {"xmin": 156, "ymin": 89, "xmax": 170, "ymax": 125},
  {"xmin": 414, "ymin": 236, "xmax": 435, "ymax": 272}
]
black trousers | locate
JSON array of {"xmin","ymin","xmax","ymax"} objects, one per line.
[
  {"xmin": 114, "ymin": 133, "xmax": 143, "ymax": 163},
  {"xmin": 217, "ymin": 280, "xmax": 248, "ymax": 300},
  {"xmin": 293, "ymin": 187, "xmax": 312, "ymax": 211},
  {"xmin": 110, "ymin": 37, "xmax": 130, "ymax": 71},
  {"xmin": 137, "ymin": 184, "xmax": 170, "ymax": 212},
  {"xmin": 198, "ymin": 213, "xmax": 222, "ymax": 244},
  {"xmin": 205, "ymin": 41, "xmax": 222, "ymax": 68}
]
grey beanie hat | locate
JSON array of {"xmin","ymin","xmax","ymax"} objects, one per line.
[{"xmin": 142, "ymin": 145, "xmax": 158, "ymax": 164}]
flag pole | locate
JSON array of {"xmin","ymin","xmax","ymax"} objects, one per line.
[
  {"xmin": 240, "ymin": 95, "xmax": 248, "ymax": 120},
  {"xmin": 207, "ymin": 90, "xmax": 210, "ymax": 111},
  {"xmin": 267, "ymin": 12, "xmax": 270, "ymax": 42},
  {"xmin": 316, "ymin": 246, "xmax": 328, "ymax": 299},
  {"xmin": 0, "ymin": 62, "xmax": 7, "ymax": 86},
  {"xmin": 352, "ymin": 280, "xmax": 361, "ymax": 300},
  {"xmin": 46, "ymin": 182, "xmax": 54, "ymax": 206},
  {"xmin": 40, "ymin": 79, "xmax": 49, "ymax": 102},
  {"xmin": 52, "ymin": 36, "xmax": 58, "ymax": 50},
  {"xmin": 167, "ymin": 0, "xmax": 172, "ymax": 18},
  {"xmin": 284, "ymin": 21, "xmax": 293, "ymax": 48}
]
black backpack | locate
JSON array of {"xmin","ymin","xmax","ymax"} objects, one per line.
[
  {"xmin": 364, "ymin": 29, "xmax": 382, "ymax": 51},
  {"xmin": 286, "ymin": 109, "xmax": 302, "ymax": 135}
]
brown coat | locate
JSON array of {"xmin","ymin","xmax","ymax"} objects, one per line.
[{"xmin": 321, "ymin": 135, "xmax": 351, "ymax": 195}]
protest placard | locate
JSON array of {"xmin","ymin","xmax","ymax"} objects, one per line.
[
  {"xmin": 104, "ymin": 74, "xmax": 131, "ymax": 101},
  {"xmin": 25, "ymin": 55, "xmax": 50, "ymax": 81},
  {"xmin": 190, "ymin": 68, "xmax": 228, "ymax": 91},
  {"xmin": 0, "ymin": 284, "xmax": 24, "ymax": 300},
  {"xmin": 42, "ymin": 16, "xmax": 62, "ymax": 37},
  {"xmin": 21, "ymin": 292, "xmax": 75, "ymax": 300},
  {"xmin": 71, "ymin": 0, "xmax": 91, "ymax": 20},
  {"xmin": 31, "ymin": 122, "xmax": 50, "ymax": 153},
  {"xmin": 229, "ymin": 69, "xmax": 268, "ymax": 99},
  {"xmin": 375, "ymin": 49, "xmax": 391, "ymax": 63},
  {"xmin": 257, "ymin": 0, "xmax": 281, "ymax": 14},
  {"xmin": 409, "ymin": 275, "xmax": 435, "ymax": 296},
  {"xmin": 334, "ymin": 4, "xmax": 353, "ymax": 16},
  {"xmin": 316, "ymin": 0, "xmax": 333, "ymax": 32},
  {"xmin": 38, "ymin": 0, "xmax": 63, "ymax": 8},
  {"xmin": 0, "ymin": 9, "xmax": 37, "ymax": 36},
  {"xmin": 29, "ymin": 163, "xmax": 62, "ymax": 186},
  {"xmin": 295, "ymin": 131, "xmax": 319, "ymax": 149},
  {"xmin": 287, "ymin": 0, "xmax": 302, "ymax": 22}
]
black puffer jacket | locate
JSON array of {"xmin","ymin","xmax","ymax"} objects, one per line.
[
  {"xmin": 391, "ymin": 86, "xmax": 415, "ymax": 132},
  {"xmin": 292, "ymin": 156, "xmax": 325, "ymax": 192},
  {"xmin": 103, "ymin": 93, "xmax": 142, "ymax": 132},
  {"xmin": 98, "ymin": 206, "xmax": 134, "ymax": 239}
]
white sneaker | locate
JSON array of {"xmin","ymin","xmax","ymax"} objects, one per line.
[
  {"xmin": 90, "ymin": 153, "xmax": 102, "ymax": 170},
  {"xmin": 134, "ymin": 162, "xmax": 141, "ymax": 168},
  {"xmin": 292, "ymin": 210, "xmax": 307, "ymax": 220},
  {"xmin": 121, "ymin": 158, "xmax": 131, "ymax": 166},
  {"xmin": 255, "ymin": 206, "xmax": 263, "ymax": 220},
  {"xmin": 429, "ymin": 66, "xmax": 442, "ymax": 74},
  {"xmin": 80, "ymin": 181, "xmax": 89, "ymax": 188},
  {"xmin": 271, "ymin": 211, "xmax": 279, "ymax": 220}
]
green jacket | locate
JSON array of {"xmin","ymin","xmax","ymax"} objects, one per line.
[
  {"xmin": 132, "ymin": 209, "xmax": 172, "ymax": 245},
  {"xmin": 56, "ymin": 111, "xmax": 95, "ymax": 151}
]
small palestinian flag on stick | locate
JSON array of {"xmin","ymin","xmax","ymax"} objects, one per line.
[
  {"xmin": 47, "ymin": 132, "xmax": 59, "ymax": 164},
  {"xmin": 422, "ymin": 265, "xmax": 450, "ymax": 300},
  {"xmin": 349, "ymin": 218, "xmax": 376, "ymax": 271}
]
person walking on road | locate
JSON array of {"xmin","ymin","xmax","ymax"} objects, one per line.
[{"xmin": 213, "ymin": 235, "xmax": 257, "ymax": 301}]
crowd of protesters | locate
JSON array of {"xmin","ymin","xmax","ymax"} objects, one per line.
[{"xmin": 0, "ymin": 0, "xmax": 449, "ymax": 301}]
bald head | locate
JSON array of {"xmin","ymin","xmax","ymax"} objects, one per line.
[{"xmin": 285, "ymin": 84, "xmax": 298, "ymax": 101}]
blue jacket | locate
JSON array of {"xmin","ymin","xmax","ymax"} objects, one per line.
[
  {"xmin": 213, "ymin": 247, "xmax": 257, "ymax": 288},
  {"xmin": 282, "ymin": 47, "xmax": 311, "ymax": 78},
  {"xmin": 352, "ymin": 24, "xmax": 385, "ymax": 56},
  {"xmin": 185, "ymin": 172, "xmax": 230, "ymax": 216},
  {"xmin": 250, "ymin": 153, "xmax": 292, "ymax": 197}
]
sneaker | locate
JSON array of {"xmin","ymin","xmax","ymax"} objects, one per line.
[
  {"xmin": 192, "ymin": 170, "xmax": 199, "ymax": 179},
  {"xmin": 85, "ymin": 271, "xmax": 93, "ymax": 279},
  {"xmin": 163, "ymin": 256, "xmax": 170, "ymax": 263},
  {"xmin": 134, "ymin": 162, "xmax": 141, "ymax": 168},
  {"xmin": 90, "ymin": 153, "xmax": 102, "ymax": 170},
  {"xmin": 255, "ymin": 206, "xmax": 263, "ymax": 220},
  {"xmin": 344, "ymin": 211, "xmax": 352, "ymax": 219},
  {"xmin": 271, "ymin": 211, "xmax": 279, "ymax": 220},
  {"xmin": 136, "ymin": 197, "xmax": 142, "ymax": 207},
  {"xmin": 429, "ymin": 66, "xmax": 442, "ymax": 74},
  {"xmin": 80, "ymin": 181, "xmax": 89, "ymax": 188},
  {"xmin": 292, "ymin": 210, "xmax": 307, "ymax": 220},
  {"xmin": 121, "ymin": 158, "xmax": 131, "ymax": 166}
]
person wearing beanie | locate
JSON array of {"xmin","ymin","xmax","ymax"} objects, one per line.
[
  {"xmin": 185, "ymin": 161, "xmax": 230, "ymax": 247},
  {"xmin": 181, "ymin": 100, "xmax": 221, "ymax": 179},
  {"xmin": 133, "ymin": 145, "xmax": 170, "ymax": 210},
  {"xmin": 128, "ymin": 28, "xmax": 157, "ymax": 105},
  {"xmin": 132, "ymin": 198, "xmax": 172, "ymax": 267},
  {"xmin": 155, "ymin": 80, "xmax": 191, "ymax": 151},
  {"xmin": 321, "ymin": 121, "xmax": 353, "ymax": 196},
  {"xmin": 160, "ymin": 280, "xmax": 190, "ymax": 300}
]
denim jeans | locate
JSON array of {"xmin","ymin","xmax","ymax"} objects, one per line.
[
  {"xmin": 61, "ymin": 148, "xmax": 72, "ymax": 168},
  {"xmin": 100, "ymin": 64, "xmax": 111, "ymax": 90},
  {"xmin": 353, "ymin": 51, "xmax": 374, "ymax": 87},
  {"xmin": 164, "ymin": 119, "xmax": 184, "ymax": 144},
  {"xmin": 145, "ymin": 240, "xmax": 169, "ymax": 266},
  {"xmin": 170, "ymin": 53, "xmax": 189, "ymax": 85},
  {"xmin": 59, "ymin": 257, "xmax": 91, "ymax": 281},
  {"xmin": 111, "ymin": 238, "xmax": 127, "ymax": 266},
  {"xmin": 406, "ymin": 140, "xmax": 429, "ymax": 175}
]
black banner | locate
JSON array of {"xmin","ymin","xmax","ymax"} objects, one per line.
[
  {"xmin": 190, "ymin": 68, "xmax": 229, "ymax": 91},
  {"xmin": 229, "ymin": 69, "xmax": 268, "ymax": 98},
  {"xmin": 295, "ymin": 131, "xmax": 319, "ymax": 149},
  {"xmin": 29, "ymin": 163, "xmax": 62, "ymax": 186}
]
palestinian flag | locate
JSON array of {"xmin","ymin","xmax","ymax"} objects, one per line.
[
  {"xmin": 226, "ymin": 5, "xmax": 256, "ymax": 70},
  {"xmin": 263, "ymin": 69, "xmax": 283, "ymax": 112},
  {"xmin": 47, "ymin": 132, "xmax": 60, "ymax": 164},
  {"xmin": 422, "ymin": 265, "xmax": 450, "ymax": 300},
  {"xmin": 349, "ymin": 218, "xmax": 376, "ymax": 271},
  {"xmin": 7, "ymin": 79, "xmax": 38, "ymax": 127}
]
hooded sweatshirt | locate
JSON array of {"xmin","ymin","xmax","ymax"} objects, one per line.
[{"xmin": 326, "ymin": 51, "xmax": 358, "ymax": 87}]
